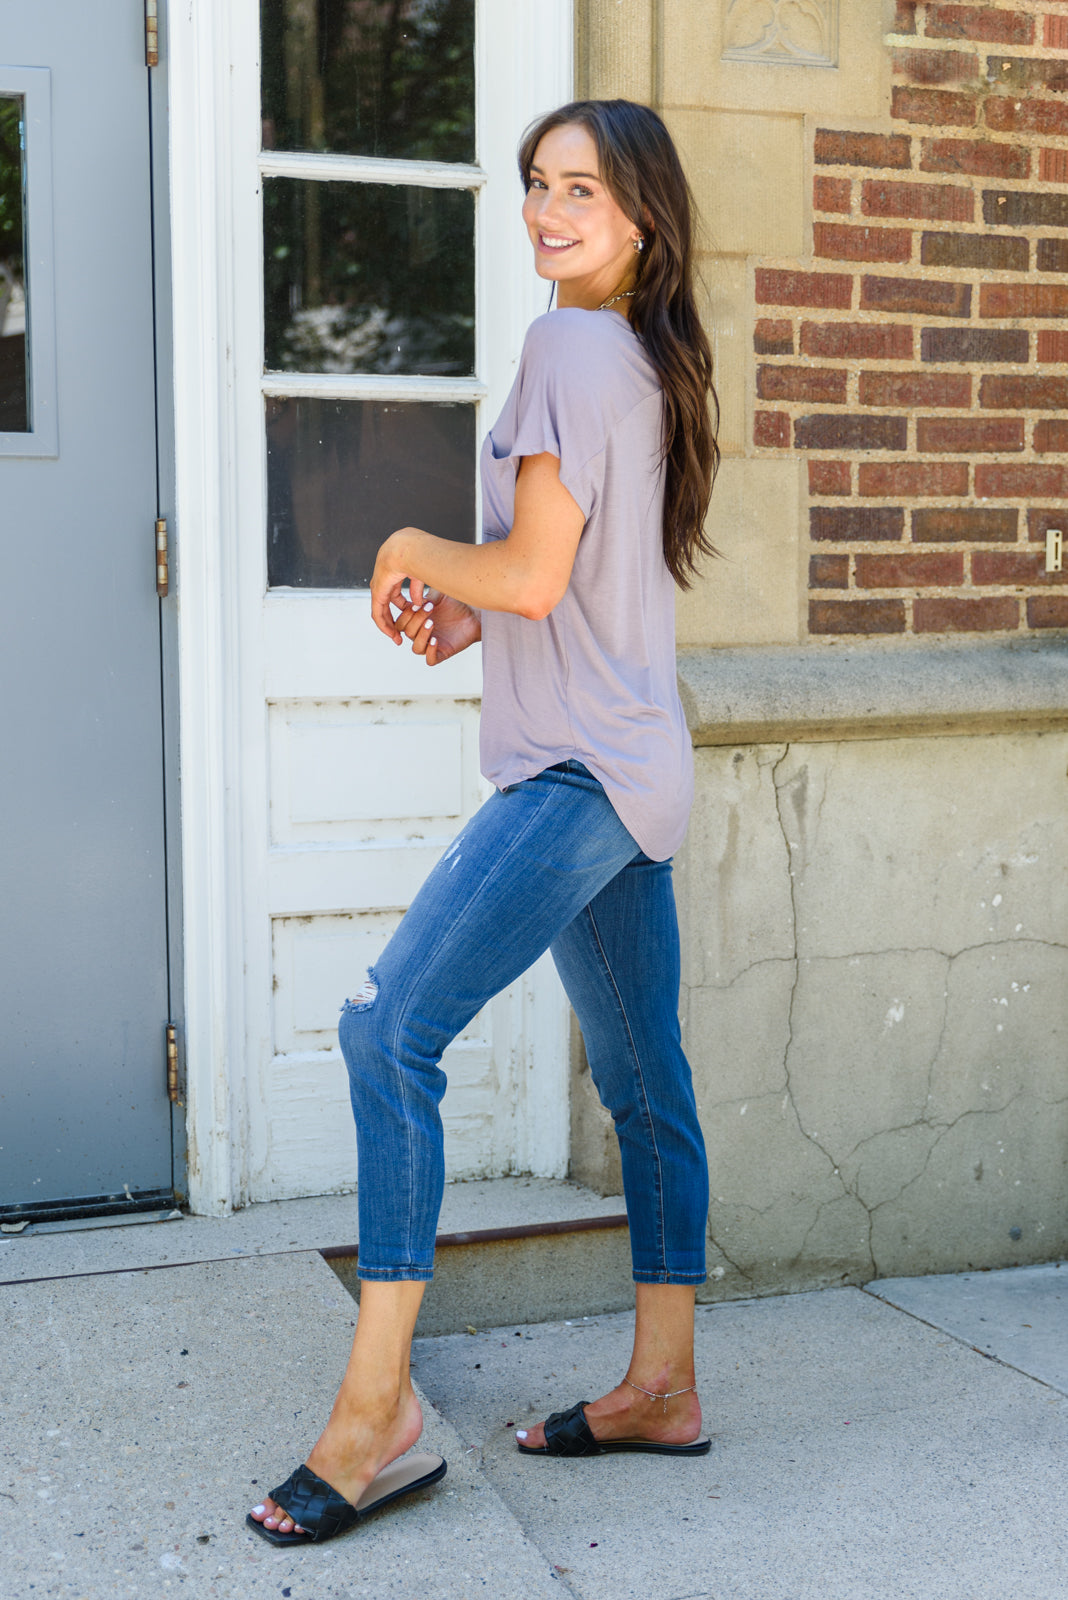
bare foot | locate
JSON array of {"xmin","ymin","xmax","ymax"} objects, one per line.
[
  {"xmin": 516, "ymin": 1373, "xmax": 702, "ymax": 1451},
  {"xmin": 250, "ymin": 1383, "xmax": 424, "ymax": 1537}
]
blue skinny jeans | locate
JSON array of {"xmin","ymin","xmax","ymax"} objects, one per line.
[{"xmin": 338, "ymin": 761, "xmax": 708, "ymax": 1285}]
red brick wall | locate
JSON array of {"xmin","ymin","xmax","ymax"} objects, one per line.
[{"xmin": 753, "ymin": 0, "xmax": 1068, "ymax": 638}]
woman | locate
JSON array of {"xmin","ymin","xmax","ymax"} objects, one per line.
[{"xmin": 249, "ymin": 97, "xmax": 719, "ymax": 1546}]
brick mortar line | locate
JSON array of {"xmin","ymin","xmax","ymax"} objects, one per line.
[
  {"xmin": 889, "ymin": 46, "xmax": 1068, "ymax": 61},
  {"xmin": 817, "ymin": 171, "xmax": 1068, "ymax": 183},
  {"xmin": 756, "ymin": 282, "xmax": 1060, "ymax": 298},
  {"xmin": 817, "ymin": 587, "xmax": 1051, "ymax": 594},
  {"xmin": 758, "ymin": 370, "xmax": 1065, "ymax": 381},
  {"xmin": 811, "ymin": 211, "xmax": 1068, "ymax": 222},
  {"xmin": 814, "ymin": 147, "xmax": 1068, "ymax": 161},
  {"xmin": 811, "ymin": 218, "xmax": 1068, "ymax": 229},
  {"xmin": 754, "ymin": 396, "xmax": 1068, "ymax": 415},
  {"xmin": 760, "ymin": 260, "xmax": 1068, "ymax": 272},
  {"xmin": 887, "ymin": 4, "xmax": 1068, "ymax": 18},
  {"xmin": 765, "ymin": 414, "xmax": 1068, "ymax": 424},
  {"xmin": 817, "ymin": 151, "xmax": 1052, "ymax": 157},
  {"xmin": 818, "ymin": 544, "xmax": 1058, "ymax": 555},
  {"xmin": 810, "ymin": 494, "xmax": 1068, "ymax": 500},
  {"xmin": 757, "ymin": 372, "xmax": 1058, "ymax": 380},
  {"xmin": 753, "ymin": 325, "xmax": 1045, "ymax": 334}
]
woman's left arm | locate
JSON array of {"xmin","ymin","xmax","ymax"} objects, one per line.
[{"xmin": 370, "ymin": 451, "xmax": 585, "ymax": 644}]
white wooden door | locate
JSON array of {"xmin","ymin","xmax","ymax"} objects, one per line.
[{"xmin": 202, "ymin": 0, "xmax": 574, "ymax": 1204}]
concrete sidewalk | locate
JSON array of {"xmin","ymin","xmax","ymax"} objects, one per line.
[
  {"xmin": 0, "ymin": 1200, "xmax": 1064, "ymax": 1600},
  {"xmin": 415, "ymin": 1277, "xmax": 1067, "ymax": 1600}
]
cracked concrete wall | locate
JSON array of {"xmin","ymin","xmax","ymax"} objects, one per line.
[{"xmin": 573, "ymin": 731, "xmax": 1068, "ymax": 1298}]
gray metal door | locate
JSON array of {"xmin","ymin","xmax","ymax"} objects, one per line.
[{"xmin": 0, "ymin": 5, "xmax": 174, "ymax": 1219}]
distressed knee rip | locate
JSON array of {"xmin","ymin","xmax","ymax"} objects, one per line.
[
  {"xmin": 342, "ymin": 968, "xmax": 379, "ymax": 1014},
  {"xmin": 441, "ymin": 834, "xmax": 464, "ymax": 872}
]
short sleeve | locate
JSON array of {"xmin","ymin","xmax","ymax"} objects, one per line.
[{"xmin": 488, "ymin": 312, "xmax": 611, "ymax": 519}]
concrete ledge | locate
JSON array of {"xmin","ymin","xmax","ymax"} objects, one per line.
[
  {"xmin": 0, "ymin": 1178, "xmax": 624, "ymax": 1285},
  {"xmin": 677, "ymin": 638, "xmax": 1068, "ymax": 747},
  {"xmin": 326, "ymin": 1216, "xmax": 634, "ymax": 1337}
]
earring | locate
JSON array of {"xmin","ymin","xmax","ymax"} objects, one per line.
[{"xmin": 633, "ymin": 236, "xmax": 645, "ymax": 252}]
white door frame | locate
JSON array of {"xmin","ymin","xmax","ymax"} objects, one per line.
[{"xmin": 167, "ymin": 0, "xmax": 574, "ymax": 1214}]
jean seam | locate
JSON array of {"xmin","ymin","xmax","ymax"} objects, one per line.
[
  {"xmin": 582, "ymin": 901, "xmax": 668, "ymax": 1278},
  {"xmin": 377, "ymin": 775, "xmax": 586, "ymax": 1273}
]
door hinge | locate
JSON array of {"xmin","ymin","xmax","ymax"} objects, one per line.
[
  {"xmin": 145, "ymin": 0, "xmax": 160, "ymax": 68},
  {"xmin": 155, "ymin": 517, "xmax": 169, "ymax": 597},
  {"xmin": 166, "ymin": 1023, "xmax": 182, "ymax": 1105}
]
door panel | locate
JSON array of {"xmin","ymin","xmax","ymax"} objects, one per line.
[{"xmin": 0, "ymin": 5, "xmax": 172, "ymax": 1216}]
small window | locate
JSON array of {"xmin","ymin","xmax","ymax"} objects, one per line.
[
  {"xmin": 261, "ymin": 0, "xmax": 475, "ymax": 163},
  {"xmin": 263, "ymin": 178, "xmax": 475, "ymax": 377},
  {"xmin": 0, "ymin": 67, "xmax": 57, "ymax": 457},
  {"xmin": 0, "ymin": 94, "xmax": 28, "ymax": 430},
  {"xmin": 266, "ymin": 396, "xmax": 476, "ymax": 588}
]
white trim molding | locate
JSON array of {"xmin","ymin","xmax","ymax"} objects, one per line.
[{"xmin": 167, "ymin": 0, "xmax": 256, "ymax": 1214}]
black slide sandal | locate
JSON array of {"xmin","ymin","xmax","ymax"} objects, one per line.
[
  {"xmin": 516, "ymin": 1401, "xmax": 711, "ymax": 1457},
  {"xmin": 247, "ymin": 1452, "xmax": 447, "ymax": 1545}
]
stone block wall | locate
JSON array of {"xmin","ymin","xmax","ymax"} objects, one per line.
[
  {"xmin": 753, "ymin": 0, "xmax": 1068, "ymax": 638},
  {"xmin": 674, "ymin": 724, "xmax": 1068, "ymax": 1299},
  {"xmin": 569, "ymin": 0, "xmax": 1068, "ymax": 1294}
]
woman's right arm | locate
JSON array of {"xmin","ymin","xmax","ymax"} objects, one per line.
[{"xmin": 371, "ymin": 450, "xmax": 586, "ymax": 646}]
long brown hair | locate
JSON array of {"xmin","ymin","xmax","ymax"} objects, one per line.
[{"xmin": 518, "ymin": 99, "xmax": 720, "ymax": 588}]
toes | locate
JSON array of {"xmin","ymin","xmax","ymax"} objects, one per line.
[
  {"xmin": 517, "ymin": 1423, "xmax": 547, "ymax": 1449},
  {"xmin": 251, "ymin": 1494, "xmax": 306, "ymax": 1536}
]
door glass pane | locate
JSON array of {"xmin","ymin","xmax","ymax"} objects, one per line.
[
  {"xmin": 0, "ymin": 95, "xmax": 28, "ymax": 432},
  {"xmin": 261, "ymin": 0, "xmax": 475, "ymax": 163},
  {"xmin": 267, "ymin": 397, "xmax": 476, "ymax": 587},
  {"xmin": 264, "ymin": 178, "xmax": 474, "ymax": 375}
]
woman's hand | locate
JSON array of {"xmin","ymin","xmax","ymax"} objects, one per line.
[
  {"xmin": 370, "ymin": 529, "xmax": 425, "ymax": 644},
  {"xmin": 393, "ymin": 591, "xmax": 481, "ymax": 666}
]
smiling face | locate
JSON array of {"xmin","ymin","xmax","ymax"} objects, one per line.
[{"xmin": 522, "ymin": 122, "xmax": 643, "ymax": 311}]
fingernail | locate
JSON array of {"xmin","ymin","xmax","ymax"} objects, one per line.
[
  {"xmin": 515, "ymin": 1429, "xmax": 527, "ymax": 1439},
  {"xmin": 430, "ymin": 637, "xmax": 437, "ymax": 648},
  {"xmin": 424, "ymin": 617, "xmax": 433, "ymax": 630},
  {"xmin": 424, "ymin": 602, "xmax": 433, "ymax": 613},
  {"xmin": 251, "ymin": 1505, "xmax": 266, "ymax": 1516}
]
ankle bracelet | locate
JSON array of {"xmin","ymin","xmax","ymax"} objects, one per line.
[{"xmin": 624, "ymin": 1377, "xmax": 698, "ymax": 1414}]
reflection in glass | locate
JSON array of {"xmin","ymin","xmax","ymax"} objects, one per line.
[
  {"xmin": 267, "ymin": 397, "xmax": 475, "ymax": 587},
  {"xmin": 0, "ymin": 95, "xmax": 28, "ymax": 432},
  {"xmin": 261, "ymin": 0, "xmax": 474, "ymax": 163},
  {"xmin": 264, "ymin": 178, "xmax": 474, "ymax": 375}
]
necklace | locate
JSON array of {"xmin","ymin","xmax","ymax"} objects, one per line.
[{"xmin": 597, "ymin": 289, "xmax": 636, "ymax": 311}]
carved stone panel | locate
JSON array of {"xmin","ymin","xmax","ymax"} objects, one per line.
[{"xmin": 722, "ymin": 0, "xmax": 839, "ymax": 68}]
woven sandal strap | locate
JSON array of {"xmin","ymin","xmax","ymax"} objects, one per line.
[
  {"xmin": 270, "ymin": 1464, "xmax": 360, "ymax": 1542},
  {"xmin": 542, "ymin": 1401, "xmax": 600, "ymax": 1456}
]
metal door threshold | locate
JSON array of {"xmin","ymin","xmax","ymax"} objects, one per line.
[{"xmin": 0, "ymin": 1187, "xmax": 176, "ymax": 1229}]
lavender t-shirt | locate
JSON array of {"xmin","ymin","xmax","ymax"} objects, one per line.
[{"xmin": 478, "ymin": 307, "xmax": 693, "ymax": 862}]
